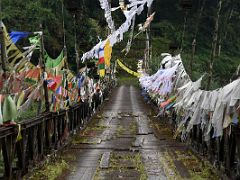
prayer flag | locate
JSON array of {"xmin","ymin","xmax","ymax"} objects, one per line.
[
  {"xmin": 29, "ymin": 35, "xmax": 40, "ymax": 48},
  {"xmin": 98, "ymin": 47, "xmax": 105, "ymax": 77},
  {"xmin": 104, "ymin": 40, "xmax": 112, "ymax": 67},
  {"xmin": 10, "ymin": 31, "xmax": 30, "ymax": 44}
]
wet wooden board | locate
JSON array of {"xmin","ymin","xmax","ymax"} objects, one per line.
[
  {"xmin": 100, "ymin": 152, "xmax": 111, "ymax": 169},
  {"xmin": 79, "ymin": 137, "xmax": 102, "ymax": 144},
  {"xmin": 173, "ymin": 160, "xmax": 190, "ymax": 178},
  {"xmin": 55, "ymin": 85, "xmax": 221, "ymax": 180}
]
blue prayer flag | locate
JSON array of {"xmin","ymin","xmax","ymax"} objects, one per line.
[{"xmin": 9, "ymin": 31, "xmax": 30, "ymax": 44}]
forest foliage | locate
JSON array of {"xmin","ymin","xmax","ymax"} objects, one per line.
[{"xmin": 1, "ymin": 0, "xmax": 240, "ymax": 88}]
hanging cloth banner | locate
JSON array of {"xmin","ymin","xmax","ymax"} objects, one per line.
[
  {"xmin": 134, "ymin": 12, "xmax": 156, "ymax": 38},
  {"xmin": 45, "ymin": 50, "xmax": 66, "ymax": 75},
  {"xmin": 9, "ymin": 31, "xmax": 30, "ymax": 44},
  {"xmin": 47, "ymin": 75, "xmax": 62, "ymax": 92},
  {"xmin": 81, "ymin": 0, "xmax": 154, "ymax": 62},
  {"xmin": 25, "ymin": 67, "xmax": 41, "ymax": 83},
  {"xmin": 3, "ymin": 95, "xmax": 17, "ymax": 122},
  {"xmin": 122, "ymin": 14, "xmax": 136, "ymax": 55},
  {"xmin": 117, "ymin": 59, "xmax": 142, "ymax": 77},
  {"xmin": 99, "ymin": 0, "xmax": 115, "ymax": 33},
  {"xmin": 104, "ymin": 40, "xmax": 112, "ymax": 67},
  {"xmin": 45, "ymin": 50, "xmax": 64, "ymax": 68},
  {"xmin": 141, "ymin": 12, "xmax": 156, "ymax": 31},
  {"xmin": 98, "ymin": 47, "xmax": 105, "ymax": 77},
  {"xmin": 28, "ymin": 35, "xmax": 40, "ymax": 48},
  {"xmin": 2, "ymin": 23, "xmax": 34, "ymax": 72}
]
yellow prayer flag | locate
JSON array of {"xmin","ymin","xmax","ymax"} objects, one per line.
[
  {"xmin": 104, "ymin": 40, "xmax": 112, "ymax": 67},
  {"xmin": 117, "ymin": 59, "xmax": 142, "ymax": 77},
  {"xmin": 99, "ymin": 69, "xmax": 105, "ymax": 77}
]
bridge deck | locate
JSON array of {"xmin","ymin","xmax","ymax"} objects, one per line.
[{"xmin": 55, "ymin": 85, "xmax": 219, "ymax": 179}]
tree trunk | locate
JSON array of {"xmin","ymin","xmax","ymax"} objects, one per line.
[
  {"xmin": 74, "ymin": 14, "xmax": 80, "ymax": 71},
  {"xmin": 0, "ymin": 21, "xmax": 7, "ymax": 73},
  {"xmin": 218, "ymin": 0, "xmax": 234, "ymax": 57},
  {"xmin": 207, "ymin": 0, "xmax": 222, "ymax": 90},
  {"xmin": 40, "ymin": 24, "xmax": 50, "ymax": 112},
  {"xmin": 190, "ymin": 0, "xmax": 206, "ymax": 76},
  {"xmin": 180, "ymin": 11, "xmax": 188, "ymax": 52},
  {"xmin": 146, "ymin": 4, "xmax": 152, "ymax": 72},
  {"xmin": 190, "ymin": 39, "xmax": 196, "ymax": 77},
  {"xmin": 0, "ymin": 0, "xmax": 7, "ymax": 73},
  {"xmin": 217, "ymin": 38, "xmax": 221, "ymax": 57}
]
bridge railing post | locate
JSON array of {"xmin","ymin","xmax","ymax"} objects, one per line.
[{"xmin": 0, "ymin": 82, "xmax": 113, "ymax": 178}]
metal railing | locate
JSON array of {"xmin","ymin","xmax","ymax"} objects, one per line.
[{"xmin": 0, "ymin": 84, "xmax": 112, "ymax": 179}]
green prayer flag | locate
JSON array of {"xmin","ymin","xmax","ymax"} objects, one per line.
[
  {"xmin": 16, "ymin": 124, "xmax": 22, "ymax": 142},
  {"xmin": 45, "ymin": 50, "xmax": 64, "ymax": 68},
  {"xmin": 98, "ymin": 63, "xmax": 105, "ymax": 70},
  {"xmin": 29, "ymin": 35, "xmax": 40, "ymax": 48},
  {"xmin": 3, "ymin": 95, "xmax": 17, "ymax": 122}
]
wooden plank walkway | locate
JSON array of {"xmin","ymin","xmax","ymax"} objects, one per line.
[{"xmin": 30, "ymin": 85, "xmax": 220, "ymax": 180}]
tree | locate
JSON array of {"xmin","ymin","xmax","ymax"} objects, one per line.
[{"xmin": 207, "ymin": 0, "xmax": 222, "ymax": 90}]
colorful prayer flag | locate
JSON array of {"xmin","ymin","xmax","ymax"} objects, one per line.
[
  {"xmin": 10, "ymin": 31, "xmax": 30, "ymax": 44},
  {"xmin": 104, "ymin": 40, "xmax": 112, "ymax": 67},
  {"xmin": 29, "ymin": 35, "xmax": 40, "ymax": 48},
  {"xmin": 98, "ymin": 47, "xmax": 105, "ymax": 77}
]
